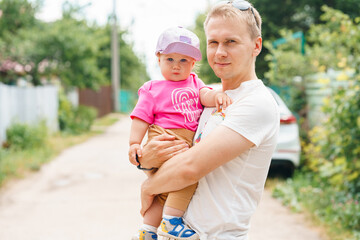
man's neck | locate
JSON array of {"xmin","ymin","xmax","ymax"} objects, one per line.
[{"xmin": 222, "ymin": 72, "xmax": 258, "ymax": 91}]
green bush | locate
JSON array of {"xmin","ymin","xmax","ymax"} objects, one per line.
[
  {"xmin": 69, "ymin": 105, "xmax": 98, "ymax": 134},
  {"xmin": 58, "ymin": 91, "xmax": 74, "ymax": 132},
  {"xmin": 273, "ymin": 172, "xmax": 360, "ymax": 238},
  {"xmin": 267, "ymin": 7, "xmax": 360, "ymax": 238},
  {"xmin": 304, "ymin": 82, "xmax": 360, "ymax": 193},
  {"xmin": 5, "ymin": 121, "xmax": 48, "ymax": 150},
  {"xmin": 322, "ymin": 84, "xmax": 360, "ymax": 191},
  {"xmin": 58, "ymin": 93, "xmax": 98, "ymax": 134}
]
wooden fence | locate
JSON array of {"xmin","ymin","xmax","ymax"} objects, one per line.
[{"xmin": 79, "ymin": 85, "xmax": 113, "ymax": 118}]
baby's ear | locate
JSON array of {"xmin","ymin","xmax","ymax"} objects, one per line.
[{"xmin": 192, "ymin": 59, "xmax": 196, "ymax": 67}]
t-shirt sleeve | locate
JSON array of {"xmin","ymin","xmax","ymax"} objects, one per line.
[
  {"xmin": 192, "ymin": 73, "xmax": 211, "ymax": 90},
  {"xmin": 221, "ymin": 96, "xmax": 277, "ymax": 147},
  {"xmin": 130, "ymin": 85, "xmax": 155, "ymax": 124}
]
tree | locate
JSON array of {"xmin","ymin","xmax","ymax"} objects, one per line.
[
  {"xmin": 266, "ymin": 6, "xmax": 360, "ymax": 193},
  {"xmin": 0, "ymin": 0, "xmax": 41, "ymax": 85},
  {"xmin": 7, "ymin": 18, "xmax": 107, "ymax": 88},
  {"xmin": 0, "ymin": 0, "xmax": 40, "ymax": 38},
  {"xmin": 305, "ymin": 6, "xmax": 360, "ymax": 192},
  {"xmin": 250, "ymin": 0, "xmax": 360, "ymax": 80},
  {"xmin": 95, "ymin": 24, "xmax": 149, "ymax": 92},
  {"xmin": 0, "ymin": 0, "xmax": 149, "ymax": 90}
]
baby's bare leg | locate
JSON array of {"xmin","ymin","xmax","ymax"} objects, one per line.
[
  {"xmin": 143, "ymin": 197, "xmax": 163, "ymax": 227},
  {"xmin": 163, "ymin": 205, "xmax": 184, "ymax": 217}
]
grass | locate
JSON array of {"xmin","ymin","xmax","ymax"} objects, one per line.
[
  {"xmin": 270, "ymin": 171, "xmax": 360, "ymax": 240},
  {"xmin": 0, "ymin": 113, "xmax": 123, "ymax": 188},
  {"xmin": 93, "ymin": 113, "xmax": 122, "ymax": 127}
]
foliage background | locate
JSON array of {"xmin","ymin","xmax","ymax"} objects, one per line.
[
  {"xmin": 263, "ymin": 6, "xmax": 360, "ymax": 238},
  {"xmin": 0, "ymin": 0, "xmax": 149, "ymax": 91}
]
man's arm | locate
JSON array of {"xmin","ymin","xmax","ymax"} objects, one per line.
[{"xmin": 140, "ymin": 125, "xmax": 254, "ymax": 215}]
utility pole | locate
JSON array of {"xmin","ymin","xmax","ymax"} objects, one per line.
[{"xmin": 111, "ymin": 0, "xmax": 120, "ymax": 112}]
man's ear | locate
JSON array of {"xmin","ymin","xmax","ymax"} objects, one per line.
[{"xmin": 253, "ymin": 37, "xmax": 262, "ymax": 57}]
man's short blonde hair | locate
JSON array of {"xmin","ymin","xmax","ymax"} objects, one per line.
[{"xmin": 204, "ymin": 1, "xmax": 262, "ymax": 40}]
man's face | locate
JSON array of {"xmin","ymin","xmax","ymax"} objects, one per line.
[{"xmin": 205, "ymin": 16, "xmax": 260, "ymax": 84}]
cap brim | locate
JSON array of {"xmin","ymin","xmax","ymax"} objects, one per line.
[{"xmin": 161, "ymin": 42, "xmax": 202, "ymax": 61}]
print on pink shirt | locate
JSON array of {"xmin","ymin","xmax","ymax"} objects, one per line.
[{"xmin": 171, "ymin": 87, "xmax": 202, "ymax": 123}]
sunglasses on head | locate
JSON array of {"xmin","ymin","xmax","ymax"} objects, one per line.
[{"xmin": 227, "ymin": 0, "xmax": 259, "ymax": 29}]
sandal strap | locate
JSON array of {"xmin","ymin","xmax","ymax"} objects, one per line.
[{"xmin": 164, "ymin": 217, "xmax": 196, "ymax": 238}]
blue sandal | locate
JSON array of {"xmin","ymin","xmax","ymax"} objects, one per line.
[{"xmin": 157, "ymin": 217, "xmax": 199, "ymax": 240}]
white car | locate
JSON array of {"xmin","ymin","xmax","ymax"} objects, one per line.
[
  {"xmin": 267, "ymin": 87, "xmax": 301, "ymax": 176},
  {"xmin": 207, "ymin": 83, "xmax": 301, "ymax": 176}
]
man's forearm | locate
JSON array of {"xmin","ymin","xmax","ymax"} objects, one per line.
[
  {"xmin": 142, "ymin": 148, "xmax": 198, "ymax": 196},
  {"xmin": 142, "ymin": 126, "xmax": 254, "ymax": 197}
]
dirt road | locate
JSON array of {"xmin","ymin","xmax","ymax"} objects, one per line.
[{"xmin": 0, "ymin": 116, "xmax": 326, "ymax": 240}]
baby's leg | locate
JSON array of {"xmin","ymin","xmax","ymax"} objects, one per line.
[
  {"xmin": 163, "ymin": 205, "xmax": 184, "ymax": 218},
  {"xmin": 132, "ymin": 198, "xmax": 162, "ymax": 240},
  {"xmin": 158, "ymin": 183, "xmax": 199, "ymax": 240},
  {"xmin": 143, "ymin": 197, "xmax": 163, "ymax": 227},
  {"xmin": 163, "ymin": 183, "xmax": 197, "ymax": 217}
]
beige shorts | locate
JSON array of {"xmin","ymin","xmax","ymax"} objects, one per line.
[{"xmin": 146, "ymin": 124, "xmax": 198, "ymax": 211}]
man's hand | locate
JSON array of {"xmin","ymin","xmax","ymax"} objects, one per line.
[
  {"xmin": 138, "ymin": 134, "xmax": 189, "ymax": 169},
  {"xmin": 128, "ymin": 143, "xmax": 141, "ymax": 166},
  {"xmin": 140, "ymin": 179, "xmax": 155, "ymax": 216},
  {"xmin": 215, "ymin": 92, "xmax": 232, "ymax": 111}
]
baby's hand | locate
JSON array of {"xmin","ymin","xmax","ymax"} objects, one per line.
[
  {"xmin": 215, "ymin": 92, "xmax": 232, "ymax": 111},
  {"xmin": 129, "ymin": 144, "xmax": 142, "ymax": 166}
]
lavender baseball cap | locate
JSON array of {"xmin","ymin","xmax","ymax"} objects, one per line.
[{"xmin": 155, "ymin": 26, "xmax": 202, "ymax": 61}]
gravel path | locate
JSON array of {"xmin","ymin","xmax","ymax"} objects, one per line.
[{"xmin": 0, "ymin": 116, "xmax": 326, "ymax": 240}]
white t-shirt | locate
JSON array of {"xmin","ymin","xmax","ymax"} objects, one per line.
[{"xmin": 184, "ymin": 80, "xmax": 280, "ymax": 240}]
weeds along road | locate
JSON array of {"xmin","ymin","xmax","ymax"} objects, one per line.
[{"xmin": 0, "ymin": 116, "xmax": 326, "ymax": 240}]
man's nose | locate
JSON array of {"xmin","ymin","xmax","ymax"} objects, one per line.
[{"xmin": 215, "ymin": 44, "xmax": 227, "ymax": 58}]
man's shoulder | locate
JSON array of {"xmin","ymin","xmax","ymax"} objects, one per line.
[
  {"xmin": 228, "ymin": 82, "xmax": 279, "ymax": 122},
  {"xmin": 231, "ymin": 81, "xmax": 271, "ymax": 104}
]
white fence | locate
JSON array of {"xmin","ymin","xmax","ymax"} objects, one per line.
[{"xmin": 0, "ymin": 83, "xmax": 58, "ymax": 144}]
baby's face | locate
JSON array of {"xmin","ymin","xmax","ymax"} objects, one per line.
[{"xmin": 158, "ymin": 53, "xmax": 196, "ymax": 81}]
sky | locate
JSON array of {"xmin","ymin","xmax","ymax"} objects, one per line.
[{"xmin": 36, "ymin": 0, "xmax": 218, "ymax": 79}]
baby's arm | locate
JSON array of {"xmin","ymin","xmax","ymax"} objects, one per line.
[
  {"xmin": 199, "ymin": 88, "xmax": 232, "ymax": 111},
  {"xmin": 129, "ymin": 118, "xmax": 150, "ymax": 166}
]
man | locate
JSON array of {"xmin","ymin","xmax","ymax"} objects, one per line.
[{"xmin": 139, "ymin": 1, "xmax": 279, "ymax": 239}]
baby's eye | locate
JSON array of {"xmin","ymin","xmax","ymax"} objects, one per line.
[
  {"xmin": 180, "ymin": 59, "xmax": 188, "ymax": 63},
  {"xmin": 167, "ymin": 58, "xmax": 174, "ymax": 62}
]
